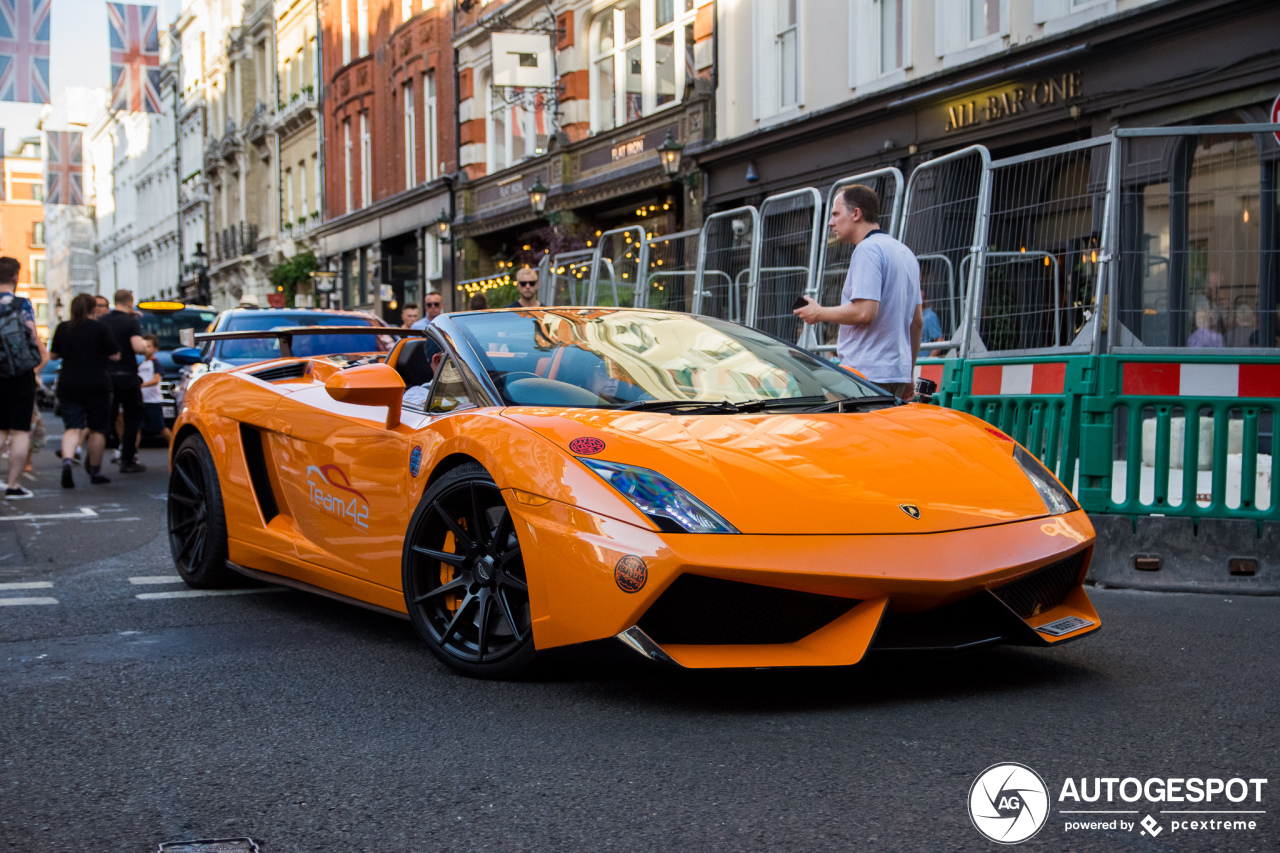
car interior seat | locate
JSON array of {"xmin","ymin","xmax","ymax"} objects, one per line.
[{"xmin": 393, "ymin": 339, "xmax": 438, "ymax": 389}]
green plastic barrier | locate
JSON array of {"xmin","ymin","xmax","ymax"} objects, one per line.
[{"xmin": 1077, "ymin": 354, "xmax": 1279, "ymax": 522}]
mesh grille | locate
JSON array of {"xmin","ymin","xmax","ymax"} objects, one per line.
[
  {"xmin": 992, "ymin": 550, "xmax": 1087, "ymax": 619},
  {"xmin": 638, "ymin": 574, "xmax": 859, "ymax": 645},
  {"xmin": 251, "ymin": 363, "xmax": 308, "ymax": 382}
]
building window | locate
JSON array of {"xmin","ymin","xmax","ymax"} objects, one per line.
[
  {"xmin": 299, "ymin": 160, "xmax": 308, "ymax": 216},
  {"xmin": 360, "ymin": 111, "xmax": 371, "ymax": 208},
  {"xmin": 487, "ymin": 88, "xmax": 549, "ymax": 171},
  {"xmin": 850, "ymin": 0, "xmax": 911, "ymax": 89},
  {"xmin": 33, "ymin": 259, "xmax": 46, "ymax": 285},
  {"xmin": 424, "ymin": 72, "xmax": 437, "ymax": 181},
  {"xmin": 313, "ymin": 154, "xmax": 320, "ymax": 216},
  {"xmin": 402, "ymin": 0, "xmax": 413, "ymax": 21},
  {"xmin": 969, "ymin": 0, "xmax": 1002, "ymax": 42},
  {"xmin": 344, "ymin": 118, "xmax": 353, "ymax": 213},
  {"xmin": 404, "ymin": 79, "xmax": 417, "ymax": 188},
  {"xmin": 591, "ymin": 0, "xmax": 696, "ymax": 132},
  {"xmin": 30, "ymin": 182, "xmax": 43, "ymax": 202},
  {"xmin": 31, "ymin": 222, "xmax": 44, "ymax": 247},
  {"xmin": 776, "ymin": 0, "xmax": 797, "ymax": 108},
  {"xmin": 357, "ymin": 0, "xmax": 369, "ymax": 57},
  {"xmin": 936, "ymin": 0, "xmax": 1005, "ymax": 59},
  {"xmin": 753, "ymin": 0, "xmax": 802, "ymax": 118},
  {"xmin": 341, "ymin": 0, "xmax": 352, "ymax": 65},
  {"xmin": 286, "ymin": 168, "xmax": 295, "ymax": 224}
]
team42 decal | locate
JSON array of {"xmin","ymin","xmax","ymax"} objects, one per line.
[{"xmin": 306, "ymin": 464, "xmax": 370, "ymax": 531}]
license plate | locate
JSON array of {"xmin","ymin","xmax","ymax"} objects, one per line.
[
  {"xmin": 163, "ymin": 405, "xmax": 176, "ymax": 418},
  {"xmin": 1036, "ymin": 616, "xmax": 1095, "ymax": 636}
]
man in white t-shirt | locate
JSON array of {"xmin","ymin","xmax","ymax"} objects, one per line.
[{"xmin": 794, "ymin": 184, "xmax": 922, "ymax": 400}]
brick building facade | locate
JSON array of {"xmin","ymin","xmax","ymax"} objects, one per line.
[{"xmin": 316, "ymin": 0, "xmax": 457, "ymax": 319}]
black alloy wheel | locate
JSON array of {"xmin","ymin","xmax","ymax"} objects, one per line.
[
  {"xmin": 167, "ymin": 433, "xmax": 235, "ymax": 588},
  {"xmin": 403, "ymin": 462, "xmax": 534, "ymax": 678}
]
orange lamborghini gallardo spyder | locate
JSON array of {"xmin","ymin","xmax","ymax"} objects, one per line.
[{"xmin": 168, "ymin": 308, "xmax": 1100, "ymax": 678}]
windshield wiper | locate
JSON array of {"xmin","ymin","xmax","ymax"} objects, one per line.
[
  {"xmin": 808, "ymin": 394, "xmax": 901, "ymax": 413},
  {"xmin": 615, "ymin": 399, "xmax": 744, "ymax": 414},
  {"xmin": 614, "ymin": 395, "xmax": 832, "ymax": 414}
]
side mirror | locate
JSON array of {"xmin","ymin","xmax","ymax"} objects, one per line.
[
  {"xmin": 171, "ymin": 346, "xmax": 205, "ymax": 366},
  {"xmin": 324, "ymin": 363, "xmax": 406, "ymax": 429}
]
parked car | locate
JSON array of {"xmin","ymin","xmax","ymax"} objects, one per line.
[
  {"xmin": 171, "ymin": 307, "xmax": 390, "ymax": 414},
  {"xmin": 134, "ymin": 301, "xmax": 219, "ymax": 425}
]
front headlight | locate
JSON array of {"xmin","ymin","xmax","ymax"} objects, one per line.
[
  {"xmin": 580, "ymin": 459, "xmax": 738, "ymax": 534},
  {"xmin": 1014, "ymin": 445, "xmax": 1078, "ymax": 515}
]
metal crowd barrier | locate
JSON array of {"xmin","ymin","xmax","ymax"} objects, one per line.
[
  {"xmin": 693, "ymin": 206, "xmax": 762, "ymax": 325},
  {"xmin": 588, "ymin": 226, "xmax": 648, "ymax": 308},
  {"xmin": 644, "ymin": 228, "xmax": 700, "ymax": 313}
]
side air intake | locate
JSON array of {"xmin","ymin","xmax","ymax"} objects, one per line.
[
  {"xmin": 251, "ymin": 362, "xmax": 308, "ymax": 382},
  {"xmin": 239, "ymin": 423, "xmax": 279, "ymax": 523}
]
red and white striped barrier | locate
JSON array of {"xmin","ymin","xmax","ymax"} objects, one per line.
[
  {"xmin": 969, "ymin": 362, "xmax": 1067, "ymax": 396},
  {"xmin": 1122, "ymin": 362, "xmax": 1280, "ymax": 398}
]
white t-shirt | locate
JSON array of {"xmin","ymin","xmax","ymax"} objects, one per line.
[
  {"xmin": 835, "ymin": 231, "xmax": 922, "ymax": 384},
  {"xmin": 140, "ymin": 358, "xmax": 163, "ymax": 403}
]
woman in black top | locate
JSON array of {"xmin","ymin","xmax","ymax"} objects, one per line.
[{"xmin": 49, "ymin": 293, "xmax": 120, "ymax": 487}]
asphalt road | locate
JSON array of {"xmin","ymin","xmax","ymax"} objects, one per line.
[{"xmin": 1, "ymin": 427, "xmax": 1276, "ymax": 852}]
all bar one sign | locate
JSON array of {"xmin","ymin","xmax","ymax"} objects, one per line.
[{"xmin": 944, "ymin": 71, "xmax": 1083, "ymax": 132}]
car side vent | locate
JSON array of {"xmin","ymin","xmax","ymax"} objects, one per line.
[
  {"xmin": 638, "ymin": 574, "xmax": 859, "ymax": 645},
  {"xmin": 991, "ymin": 550, "xmax": 1088, "ymax": 619},
  {"xmin": 251, "ymin": 362, "xmax": 308, "ymax": 382},
  {"xmin": 239, "ymin": 423, "xmax": 279, "ymax": 523}
]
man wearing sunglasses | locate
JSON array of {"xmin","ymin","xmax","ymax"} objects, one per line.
[
  {"xmin": 504, "ymin": 268, "xmax": 541, "ymax": 309},
  {"xmin": 409, "ymin": 291, "xmax": 444, "ymax": 330}
]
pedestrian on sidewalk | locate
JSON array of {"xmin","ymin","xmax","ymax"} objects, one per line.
[
  {"xmin": 410, "ymin": 291, "xmax": 444, "ymax": 329},
  {"xmin": 49, "ymin": 293, "xmax": 120, "ymax": 488},
  {"xmin": 0, "ymin": 256, "xmax": 48, "ymax": 500},
  {"xmin": 100, "ymin": 289, "xmax": 147, "ymax": 474},
  {"xmin": 793, "ymin": 184, "xmax": 923, "ymax": 400},
  {"xmin": 138, "ymin": 334, "xmax": 170, "ymax": 446}
]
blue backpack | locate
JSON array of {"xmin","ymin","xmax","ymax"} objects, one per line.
[{"xmin": 0, "ymin": 295, "xmax": 40, "ymax": 378}]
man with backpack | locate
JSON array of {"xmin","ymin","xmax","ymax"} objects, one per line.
[{"xmin": 0, "ymin": 256, "xmax": 48, "ymax": 499}]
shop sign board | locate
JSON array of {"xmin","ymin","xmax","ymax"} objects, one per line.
[{"xmin": 941, "ymin": 71, "xmax": 1083, "ymax": 134}]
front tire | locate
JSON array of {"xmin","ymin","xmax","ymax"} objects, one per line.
[
  {"xmin": 402, "ymin": 462, "xmax": 535, "ymax": 678},
  {"xmin": 167, "ymin": 433, "xmax": 234, "ymax": 588}
]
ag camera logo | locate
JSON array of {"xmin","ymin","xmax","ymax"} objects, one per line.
[{"xmin": 969, "ymin": 763, "xmax": 1050, "ymax": 844}]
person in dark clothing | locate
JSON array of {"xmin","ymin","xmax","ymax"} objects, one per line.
[
  {"xmin": 49, "ymin": 293, "xmax": 121, "ymax": 488},
  {"xmin": 0, "ymin": 256, "xmax": 48, "ymax": 500},
  {"xmin": 99, "ymin": 288, "xmax": 147, "ymax": 473},
  {"xmin": 468, "ymin": 293, "xmax": 489, "ymax": 310}
]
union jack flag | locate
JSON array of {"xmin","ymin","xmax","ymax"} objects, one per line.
[
  {"xmin": 45, "ymin": 130, "xmax": 83, "ymax": 206},
  {"xmin": 0, "ymin": 0, "xmax": 52, "ymax": 104},
  {"xmin": 107, "ymin": 2, "xmax": 161, "ymax": 114}
]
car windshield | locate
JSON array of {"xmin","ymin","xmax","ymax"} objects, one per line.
[
  {"xmin": 450, "ymin": 309, "xmax": 891, "ymax": 411},
  {"xmin": 215, "ymin": 313, "xmax": 383, "ymax": 361},
  {"xmin": 138, "ymin": 309, "xmax": 218, "ymax": 348}
]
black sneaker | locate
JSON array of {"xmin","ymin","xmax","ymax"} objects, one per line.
[
  {"xmin": 61, "ymin": 465, "xmax": 74, "ymax": 489},
  {"xmin": 4, "ymin": 486, "xmax": 34, "ymax": 500},
  {"xmin": 90, "ymin": 473, "xmax": 112, "ymax": 485},
  {"xmin": 119, "ymin": 462, "xmax": 147, "ymax": 474}
]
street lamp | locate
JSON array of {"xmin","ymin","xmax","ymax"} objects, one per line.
[
  {"xmin": 435, "ymin": 210, "xmax": 452, "ymax": 243},
  {"xmin": 528, "ymin": 176, "xmax": 548, "ymax": 216},
  {"xmin": 191, "ymin": 241, "xmax": 211, "ymax": 305},
  {"xmin": 658, "ymin": 131, "xmax": 684, "ymax": 178}
]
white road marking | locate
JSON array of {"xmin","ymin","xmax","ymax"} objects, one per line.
[
  {"xmin": 0, "ymin": 597, "xmax": 59, "ymax": 606},
  {"xmin": 0, "ymin": 581, "xmax": 53, "ymax": 590},
  {"xmin": 0, "ymin": 506, "xmax": 99, "ymax": 523},
  {"xmin": 135, "ymin": 588, "xmax": 285, "ymax": 600},
  {"xmin": 128, "ymin": 576, "xmax": 184, "ymax": 585}
]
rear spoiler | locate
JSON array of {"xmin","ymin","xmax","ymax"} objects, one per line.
[{"xmin": 188, "ymin": 325, "xmax": 423, "ymax": 357}]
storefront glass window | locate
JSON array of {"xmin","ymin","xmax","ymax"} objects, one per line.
[
  {"xmin": 1118, "ymin": 132, "xmax": 1275, "ymax": 349},
  {"xmin": 592, "ymin": 0, "xmax": 696, "ymax": 131}
]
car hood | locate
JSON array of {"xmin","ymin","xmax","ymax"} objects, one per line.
[{"xmin": 502, "ymin": 405, "xmax": 1053, "ymax": 534}]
